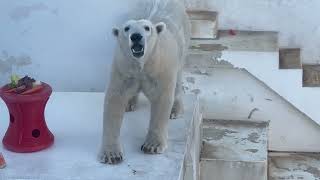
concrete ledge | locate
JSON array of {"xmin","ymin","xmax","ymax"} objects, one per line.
[
  {"xmin": 269, "ymin": 152, "xmax": 320, "ymax": 180},
  {"xmin": 0, "ymin": 93, "xmax": 200, "ymax": 180},
  {"xmin": 187, "ymin": 10, "xmax": 218, "ymax": 40},
  {"xmin": 190, "ymin": 30, "xmax": 278, "ymax": 52},
  {"xmin": 200, "ymin": 119, "xmax": 268, "ymax": 180},
  {"xmin": 182, "ymin": 96, "xmax": 202, "ymax": 180},
  {"xmin": 279, "ymin": 48, "xmax": 301, "ymax": 69},
  {"xmin": 303, "ymin": 64, "xmax": 320, "ymax": 87}
]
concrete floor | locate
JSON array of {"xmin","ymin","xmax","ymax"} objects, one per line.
[{"xmin": 0, "ymin": 93, "xmax": 197, "ymax": 180}]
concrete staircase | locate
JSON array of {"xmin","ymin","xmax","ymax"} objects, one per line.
[
  {"xmin": 187, "ymin": 11, "xmax": 320, "ymax": 126},
  {"xmin": 183, "ymin": 10, "xmax": 320, "ymax": 180}
]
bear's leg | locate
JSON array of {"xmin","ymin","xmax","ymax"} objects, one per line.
[
  {"xmin": 141, "ymin": 90, "xmax": 175, "ymax": 154},
  {"xmin": 99, "ymin": 93, "xmax": 128, "ymax": 164},
  {"xmin": 125, "ymin": 94, "xmax": 138, "ymax": 112},
  {"xmin": 170, "ymin": 71, "xmax": 184, "ymax": 119}
]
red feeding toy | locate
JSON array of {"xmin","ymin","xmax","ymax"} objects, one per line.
[{"xmin": 0, "ymin": 82, "xmax": 54, "ymax": 153}]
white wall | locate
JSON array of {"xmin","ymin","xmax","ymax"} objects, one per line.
[
  {"xmin": 1, "ymin": 0, "xmax": 320, "ymax": 91},
  {"xmin": 0, "ymin": 0, "xmax": 137, "ymax": 91},
  {"xmin": 186, "ymin": 0, "xmax": 320, "ymax": 64}
]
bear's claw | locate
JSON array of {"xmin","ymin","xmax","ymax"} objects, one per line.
[
  {"xmin": 141, "ymin": 136, "xmax": 167, "ymax": 154},
  {"xmin": 99, "ymin": 150, "xmax": 124, "ymax": 164}
]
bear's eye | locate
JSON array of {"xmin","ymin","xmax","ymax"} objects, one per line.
[
  {"xmin": 124, "ymin": 26, "xmax": 130, "ymax": 32},
  {"xmin": 144, "ymin": 26, "xmax": 150, "ymax": 32}
]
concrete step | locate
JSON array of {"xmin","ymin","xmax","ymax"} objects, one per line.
[
  {"xmin": 190, "ymin": 30, "xmax": 278, "ymax": 52},
  {"xmin": 269, "ymin": 152, "xmax": 320, "ymax": 180},
  {"xmin": 200, "ymin": 119, "xmax": 268, "ymax": 180},
  {"xmin": 187, "ymin": 10, "xmax": 218, "ymax": 39},
  {"xmin": 303, "ymin": 64, "xmax": 320, "ymax": 87},
  {"xmin": 279, "ymin": 48, "xmax": 301, "ymax": 69}
]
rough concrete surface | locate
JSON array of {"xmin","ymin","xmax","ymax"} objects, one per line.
[
  {"xmin": 187, "ymin": 11, "xmax": 218, "ymax": 39},
  {"xmin": 279, "ymin": 48, "xmax": 301, "ymax": 69},
  {"xmin": 303, "ymin": 65, "xmax": 320, "ymax": 87},
  {"xmin": 200, "ymin": 119, "xmax": 268, "ymax": 180},
  {"xmin": 201, "ymin": 119, "xmax": 268, "ymax": 162},
  {"xmin": 269, "ymin": 153, "xmax": 320, "ymax": 180},
  {"xmin": 191, "ymin": 30, "xmax": 278, "ymax": 52}
]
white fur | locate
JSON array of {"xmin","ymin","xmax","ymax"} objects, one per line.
[{"xmin": 99, "ymin": 0, "xmax": 190, "ymax": 164}]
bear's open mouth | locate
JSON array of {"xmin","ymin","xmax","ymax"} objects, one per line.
[{"xmin": 131, "ymin": 44, "xmax": 144, "ymax": 58}]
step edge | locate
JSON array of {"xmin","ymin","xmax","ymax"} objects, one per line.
[
  {"xmin": 202, "ymin": 118, "xmax": 270, "ymax": 126},
  {"xmin": 200, "ymin": 158, "xmax": 267, "ymax": 163}
]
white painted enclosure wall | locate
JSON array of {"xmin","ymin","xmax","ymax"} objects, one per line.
[
  {"xmin": 186, "ymin": 0, "xmax": 320, "ymax": 64},
  {"xmin": 0, "ymin": 0, "xmax": 139, "ymax": 91}
]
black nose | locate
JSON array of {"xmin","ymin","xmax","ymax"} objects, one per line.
[{"xmin": 130, "ymin": 33, "xmax": 142, "ymax": 42}]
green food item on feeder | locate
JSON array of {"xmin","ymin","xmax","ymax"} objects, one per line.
[{"xmin": 10, "ymin": 74, "xmax": 20, "ymax": 88}]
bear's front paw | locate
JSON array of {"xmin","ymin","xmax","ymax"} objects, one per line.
[
  {"xmin": 98, "ymin": 145, "xmax": 124, "ymax": 165},
  {"xmin": 141, "ymin": 136, "xmax": 167, "ymax": 154}
]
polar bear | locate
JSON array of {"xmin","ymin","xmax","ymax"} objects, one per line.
[{"xmin": 99, "ymin": 0, "xmax": 190, "ymax": 164}]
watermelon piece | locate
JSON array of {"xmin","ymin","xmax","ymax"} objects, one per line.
[{"xmin": 21, "ymin": 85, "xmax": 43, "ymax": 95}]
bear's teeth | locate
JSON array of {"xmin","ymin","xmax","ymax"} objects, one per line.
[{"xmin": 132, "ymin": 48, "xmax": 144, "ymax": 53}]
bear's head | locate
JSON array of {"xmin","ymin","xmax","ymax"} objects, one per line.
[{"xmin": 112, "ymin": 19, "xmax": 166, "ymax": 61}]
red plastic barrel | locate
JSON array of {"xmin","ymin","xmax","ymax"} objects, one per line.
[{"xmin": 0, "ymin": 83, "xmax": 54, "ymax": 153}]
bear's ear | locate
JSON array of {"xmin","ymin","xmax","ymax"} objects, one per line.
[
  {"xmin": 112, "ymin": 27, "xmax": 119, "ymax": 37},
  {"xmin": 155, "ymin": 22, "xmax": 166, "ymax": 34}
]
